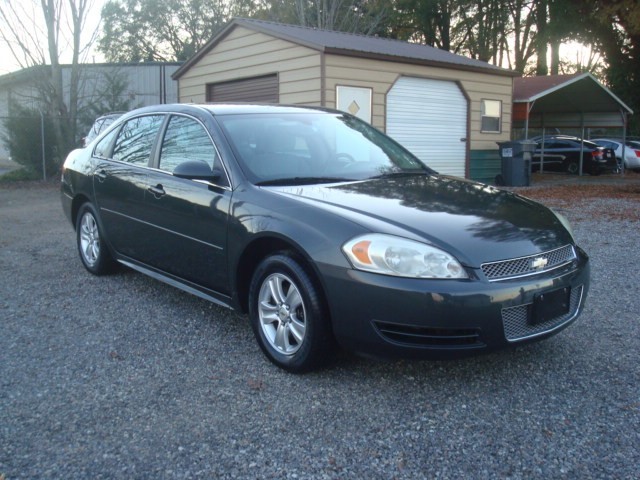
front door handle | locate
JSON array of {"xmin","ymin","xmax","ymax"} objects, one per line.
[
  {"xmin": 95, "ymin": 169, "xmax": 107, "ymax": 182},
  {"xmin": 147, "ymin": 184, "xmax": 166, "ymax": 199}
]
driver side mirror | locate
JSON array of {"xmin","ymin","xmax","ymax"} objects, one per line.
[{"xmin": 173, "ymin": 160, "xmax": 222, "ymax": 183}]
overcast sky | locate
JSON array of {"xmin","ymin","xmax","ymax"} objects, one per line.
[{"xmin": 0, "ymin": 0, "xmax": 106, "ymax": 75}]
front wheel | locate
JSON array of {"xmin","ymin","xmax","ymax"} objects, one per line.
[
  {"xmin": 249, "ymin": 253, "xmax": 334, "ymax": 372},
  {"xmin": 76, "ymin": 203, "xmax": 116, "ymax": 275}
]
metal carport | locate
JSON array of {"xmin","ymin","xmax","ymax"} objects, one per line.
[{"xmin": 512, "ymin": 72, "xmax": 634, "ymax": 175}]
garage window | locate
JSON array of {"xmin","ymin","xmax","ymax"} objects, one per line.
[{"xmin": 481, "ymin": 99, "xmax": 501, "ymax": 133}]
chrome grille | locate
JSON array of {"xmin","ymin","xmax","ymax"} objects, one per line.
[
  {"xmin": 481, "ymin": 245, "xmax": 576, "ymax": 281},
  {"xmin": 502, "ymin": 286, "xmax": 583, "ymax": 341}
]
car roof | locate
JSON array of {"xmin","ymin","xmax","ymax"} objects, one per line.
[
  {"xmin": 593, "ymin": 138, "xmax": 640, "ymax": 147},
  {"xmin": 95, "ymin": 112, "xmax": 126, "ymax": 120},
  {"xmin": 531, "ymin": 135, "xmax": 600, "ymax": 144},
  {"xmin": 532, "ymin": 135, "xmax": 582, "ymax": 141},
  {"xmin": 199, "ymin": 104, "xmax": 339, "ymax": 115},
  {"xmin": 116, "ymin": 103, "xmax": 342, "ymax": 119}
]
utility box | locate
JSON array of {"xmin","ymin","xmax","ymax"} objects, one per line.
[{"xmin": 496, "ymin": 140, "xmax": 536, "ymax": 186}]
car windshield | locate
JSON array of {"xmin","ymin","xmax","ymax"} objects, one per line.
[{"xmin": 215, "ymin": 112, "xmax": 431, "ymax": 185}]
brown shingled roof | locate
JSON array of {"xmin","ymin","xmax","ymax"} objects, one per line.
[
  {"xmin": 174, "ymin": 18, "xmax": 518, "ymax": 80},
  {"xmin": 513, "ymin": 74, "xmax": 582, "ymax": 102},
  {"xmin": 513, "ymin": 72, "xmax": 632, "ymax": 114}
]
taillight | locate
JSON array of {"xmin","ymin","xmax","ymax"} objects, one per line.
[
  {"xmin": 591, "ymin": 150, "xmax": 603, "ymax": 159},
  {"xmin": 634, "ymin": 150, "xmax": 640, "ymax": 158}
]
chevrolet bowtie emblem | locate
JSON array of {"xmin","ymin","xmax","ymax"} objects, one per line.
[{"xmin": 531, "ymin": 257, "xmax": 548, "ymax": 270}]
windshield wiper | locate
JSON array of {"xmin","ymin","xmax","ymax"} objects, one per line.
[
  {"xmin": 255, "ymin": 176, "xmax": 354, "ymax": 186},
  {"xmin": 370, "ymin": 169, "xmax": 433, "ymax": 179}
]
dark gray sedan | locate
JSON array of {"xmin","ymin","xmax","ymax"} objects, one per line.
[{"xmin": 61, "ymin": 104, "xmax": 590, "ymax": 372}]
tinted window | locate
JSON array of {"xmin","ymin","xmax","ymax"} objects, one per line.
[
  {"xmin": 159, "ymin": 116, "xmax": 219, "ymax": 172},
  {"xmin": 112, "ymin": 115, "xmax": 164, "ymax": 165},
  {"xmin": 94, "ymin": 128, "xmax": 118, "ymax": 158}
]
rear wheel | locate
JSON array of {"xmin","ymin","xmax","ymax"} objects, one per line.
[
  {"xmin": 566, "ymin": 161, "xmax": 579, "ymax": 174},
  {"xmin": 76, "ymin": 203, "xmax": 116, "ymax": 275},
  {"xmin": 249, "ymin": 253, "xmax": 334, "ymax": 372}
]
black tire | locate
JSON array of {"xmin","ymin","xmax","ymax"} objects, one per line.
[
  {"xmin": 248, "ymin": 253, "xmax": 334, "ymax": 373},
  {"xmin": 75, "ymin": 203, "xmax": 116, "ymax": 275},
  {"xmin": 566, "ymin": 161, "xmax": 579, "ymax": 175}
]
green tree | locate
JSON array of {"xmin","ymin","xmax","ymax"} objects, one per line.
[
  {"xmin": 570, "ymin": 0, "xmax": 640, "ymax": 134},
  {"xmin": 99, "ymin": 0, "xmax": 232, "ymax": 62},
  {"xmin": 2, "ymin": 102, "xmax": 58, "ymax": 176},
  {"xmin": 505, "ymin": 0, "xmax": 537, "ymax": 73},
  {"xmin": 248, "ymin": 0, "xmax": 390, "ymax": 34},
  {"xmin": 389, "ymin": 0, "xmax": 536, "ymax": 70},
  {"xmin": 455, "ymin": 0, "xmax": 511, "ymax": 63},
  {"xmin": 391, "ymin": 0, "xmax": 456, "ymax": 50},
  {"xmin": 76, "ymin": 69, "xmax": 140, "ymax": 141}
]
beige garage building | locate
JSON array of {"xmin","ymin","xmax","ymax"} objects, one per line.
[{"xmin": 173, "ymin": 18, "xmax": 518, "ymax": 182}]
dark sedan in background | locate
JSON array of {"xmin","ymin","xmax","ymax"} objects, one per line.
[
  {"xmin": 82, "ymin": 112, "xmax": 124, "ymax": 147},
  {"xmin": 61, "ymin": 104, "xmax": 590, "ymax": 372},
  {"xmin": 532, "ymin": 135, "xmax": 617, "ymax": 175}
]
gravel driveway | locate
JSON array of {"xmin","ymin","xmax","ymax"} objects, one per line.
[{"xmin": 1, "ymin": 180, "xmax": 639, "ymax": 479}]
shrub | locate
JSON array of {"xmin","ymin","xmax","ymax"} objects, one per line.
[
  {"xmin": 2, "ymin": 102, "xmax": 58, "ymax": 177},
  {"xmin": 0, "ymin": 167, "xmax": 41, "ymax": 182}
]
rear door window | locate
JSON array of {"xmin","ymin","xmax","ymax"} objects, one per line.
[{"xmin": 112, "ymin": 115, "xmax": 164, "ymax": 165}]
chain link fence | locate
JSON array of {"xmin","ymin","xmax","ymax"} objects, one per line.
[{"xmin": 0, "ymin": 113, "xmax": 97, "ymax": 180}]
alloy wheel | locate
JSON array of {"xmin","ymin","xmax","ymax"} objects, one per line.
[
  {"xmin": 258, "ymin": 273, "xmax": 307, "ymax": 355},
  {"xmin": 79, "ymin": 212, "xmax": 100, "ymax": 267}
]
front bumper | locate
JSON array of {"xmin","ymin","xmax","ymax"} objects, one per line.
[{"xmin": 321, "ymin": 248, "xmax": 590, "ymax": 359}]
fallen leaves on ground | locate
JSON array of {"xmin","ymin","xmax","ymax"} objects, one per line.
[{"xmin": 512, "ymin": 175, "xmax": 640, "ymax": 222}]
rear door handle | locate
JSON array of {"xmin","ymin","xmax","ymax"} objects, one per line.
[
  {"xmin": 95, "ymin": 169, "xmax": 107, "ymax": 182},
  {"xmin": 147, "ymin": 184, "xmax": 166, "ymax": 199}
]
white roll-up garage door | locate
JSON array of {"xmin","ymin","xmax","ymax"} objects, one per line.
[{"xmin": 387, "ymin": 77, "xmax": 468, "ymax": 177}]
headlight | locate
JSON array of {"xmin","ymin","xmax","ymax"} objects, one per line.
[
  {"xmin": 342, "ymin": 234, "xmax": 467, "ymax": 279},
  {"xmin": 552, "ymin": 209, "xmax": 575, "ymax": 241}
]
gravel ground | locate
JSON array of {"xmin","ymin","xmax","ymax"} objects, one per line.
[{"xmin": 1, "ymin": 178, "xmax": 639, "ymax": 479}]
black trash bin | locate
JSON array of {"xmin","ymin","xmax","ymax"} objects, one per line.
[{"xmin": 496, "ymin": 140, "xmax": 536, "ymax": 186}]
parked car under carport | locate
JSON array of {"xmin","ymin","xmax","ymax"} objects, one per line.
[
  {"xmin": 592, "ymin": 138, "xmax": 640, "ymax": 171},
  {"xmin": 531, "ymin": 135, "xmax": 617, "ymax": 175}
]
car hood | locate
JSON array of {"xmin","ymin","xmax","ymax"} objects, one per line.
[{"xmin": 266, "ymin": 175, "xmax": 573, "ymax": 267}]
